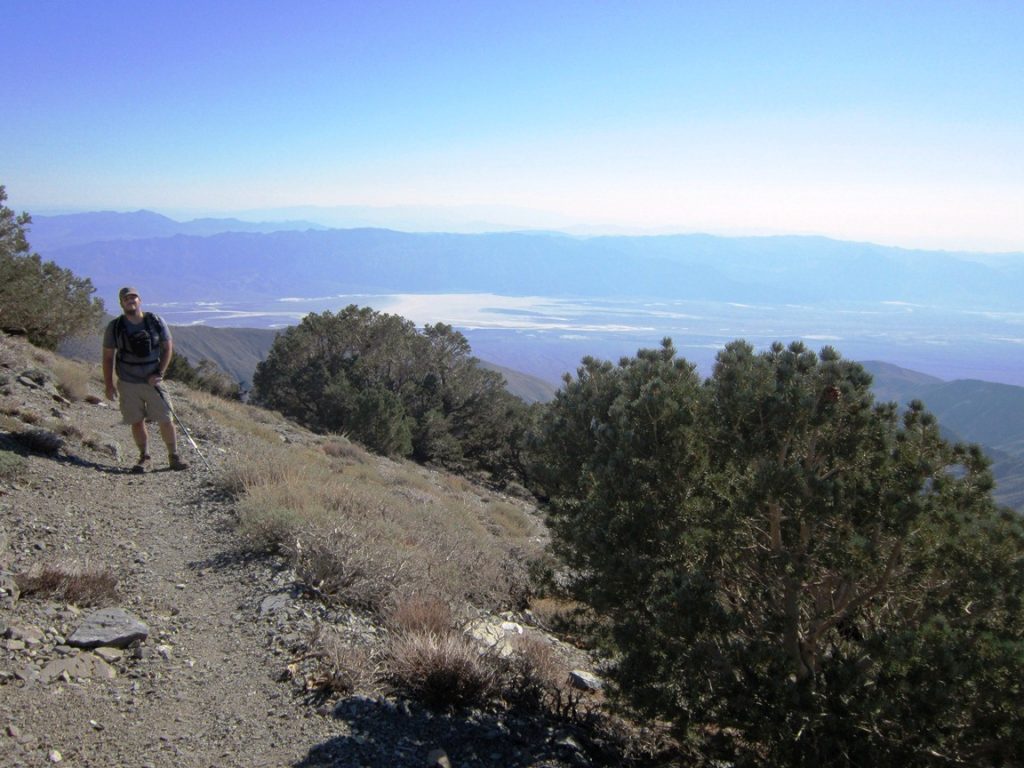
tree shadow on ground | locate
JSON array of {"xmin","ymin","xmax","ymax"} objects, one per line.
[{"xmin": 295, "ymin": 695, "xmax": 602, "ymax": 768}]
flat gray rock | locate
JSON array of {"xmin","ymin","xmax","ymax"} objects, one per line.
[{"xmin": 67, "ymin": 608, "xmax": 148, "ymax": 649}]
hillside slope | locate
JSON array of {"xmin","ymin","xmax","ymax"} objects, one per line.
[
  {"xmin": 0, "ymin": 334, "xmax": 613, "ymax": 767},
  {"xmin": 39, "ymin": 219, "xmax": 1024, "ymax": 308}
]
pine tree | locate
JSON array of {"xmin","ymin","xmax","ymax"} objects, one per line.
[
  {"xmin": 0, "ymin": 185, "xmax": 105, "ymax": 348},
  {"xmin": 540, "ymin": 339, "xmax": 1024, "ymax": 766}
]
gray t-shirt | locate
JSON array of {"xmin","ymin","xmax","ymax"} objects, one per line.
[{"xmin": 103, "ymin": 313, "xmax": 172, "ymax": 384}]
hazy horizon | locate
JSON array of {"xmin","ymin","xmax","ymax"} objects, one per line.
[{"xmin": 5, "ymin": 2, "xmax": 1024, "ymax": 252}]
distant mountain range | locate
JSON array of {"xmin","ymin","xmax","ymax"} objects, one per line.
[
  {"xmin": 30, "ymin": 210, "xmax": 1024, "ymax": 308},
  {"xmin": 30, "ymin": 210, "xmax": 325, "ymax": 251}
]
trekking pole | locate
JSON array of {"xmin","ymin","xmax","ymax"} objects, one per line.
[{"xmin": 155, "ymin": 385, "xmax": 213, "ymax": 471}]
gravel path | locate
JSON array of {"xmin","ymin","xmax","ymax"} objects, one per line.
[{"xmin": 1, "ymin": 430, "xmax": 346, "ymax": 767}]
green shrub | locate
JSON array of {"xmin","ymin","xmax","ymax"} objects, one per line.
[
  {"xmin": 539, "ymin": 339, "xmax": 1024, "ymax": 766},
  {"xmin": 0, "ymin": 186, "xmax": 106, "ymax": 349}
]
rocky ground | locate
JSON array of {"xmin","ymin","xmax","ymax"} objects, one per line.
[{"xmin": 0, "ymin": 340, "xmax": 645, "ymax": 768}]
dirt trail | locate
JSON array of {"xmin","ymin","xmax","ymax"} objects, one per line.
[{"xmin": 1, "ymin": 438, "xmax": 347, "ymax": 767}]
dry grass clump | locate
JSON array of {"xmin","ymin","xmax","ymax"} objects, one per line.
[
  {"xmin": 0, "ymin": 403, "xmax": 58, "ymax": 433},
  {"xmin": 287, "ymin": 525, "xmax": 405, "ymax": 612},
  {"xmin": 299, "ymin": 623, "xmax": 383, "ymax": 696},
  {"xmin": 386, "ymin": 594, "xmax": 455, "ymax": 636},
  {"xmin": 505, "ymin": 633, "xmax": 571, "ymax": 710},
  {"xmin": 216, "ymin": 397, "xmax": 546, "ymax": 628},
  {"xmin": 225, "ymin": 438, "xmax": 543, "ymax": 614},
  {"xmin": 0, "ymin": 335, "xmax": 18, "ymax": 368},
  {"xmin": 387, "ymin": 629, "xmax": 500, "ymax": 709},
  {"xmin": 50, "ymin": 355, "xmax": 91, "ymax": 402},
  {"xmin": 321, "ymin": 436, "xmax": 367, "ymax": 463},
  {"xmin": 0, "ymin": 397, "xmax": 21, "ymax": 417},
  {"xmin": 12, "ymin": 426, "xmax": 63, "ymax": 456},
  {"xmin": 218, "ymin": 440, "xmax": 323, "ymax": 498},
  {"xmin": 56, "ymin": 421, "xmax": 83, "ymax": 440},
  {"xmin": 0, "ymin": 446, "xmax": 27, "ymax": 480},
  {"xmin": 484, "ymin": 499, "xmax": 536, "ymax": 538},
  {"xmin": 16, "ymin": 562, "xmax": 119, "ymax": 606},
  {"xmin": 192, "ymin": 390, "xmax": 284, "ymax": 443}
]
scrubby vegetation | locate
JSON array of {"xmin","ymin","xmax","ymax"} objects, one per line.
[
  {"xmin": 216, "ymin": 433, "xmax": 543, "ymax": 614},
  {"xmin": 15, "ymin": 562, "xmax": 119, "ymax": 606},
  {"xmin": 0, "ymin": 186, "xmax": 106, "ymax": 349}
]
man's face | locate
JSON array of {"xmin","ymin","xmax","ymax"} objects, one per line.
[{"xmin": 120, "ymin": 293, "xmax": 141, "ymax": 313}]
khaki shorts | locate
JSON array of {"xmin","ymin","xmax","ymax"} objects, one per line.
[{"xmin": 117, "ymin": 381, "xmax": 173, "ymax": 425}]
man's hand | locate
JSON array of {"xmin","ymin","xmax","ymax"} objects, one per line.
[
  {"xmin": 105, "ymin": 383, "xmax": 117, "ymax": 401},
  {"xmin": 147, "ymin": 374, "xmax": 164, "ymax": 387}
]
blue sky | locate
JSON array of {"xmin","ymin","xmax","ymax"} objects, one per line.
[{"xmin": 3, "ymin": 1, "xmax": 1023, "ymax": 250}]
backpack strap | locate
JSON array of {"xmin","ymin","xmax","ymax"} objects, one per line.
[
  {"xmin": 114, "ymin": 312, "xmax": 164, "ymax": 355},
  {"xmin": 113, "ymin": 315, "xmax": 127, "ymax": 354},
  {"xmin": 143, "ymin": 312, "xmax": 163, "ymax": 342}
]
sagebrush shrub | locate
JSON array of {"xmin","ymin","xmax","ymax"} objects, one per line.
[
  {"xmin": 305, "ymin": 624, "xmax": 382, "ymax": 696},
  {"xmin": 386, "ymin": 594, "xmax": 454, "ymax": 636},
  {"xmin": 16, "ymin": 562, "xmax": 118, "ymax": 605},
  {"xmin": 387, "ymin": 629, "xmax": 499, "ymax": 709}
]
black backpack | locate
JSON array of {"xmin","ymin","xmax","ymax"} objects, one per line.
[{"xmin": 113, "ymin": 312, "xmax": 164, "ymax": 362}]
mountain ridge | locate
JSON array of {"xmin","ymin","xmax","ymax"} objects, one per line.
[{"xmin": 33, "ymin": 212, "xmax": 1024, "ymax": 308}]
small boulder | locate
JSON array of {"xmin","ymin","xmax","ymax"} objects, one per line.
[
  {"xmin": 568, "ymin": 669, "xmax": 604, "ymax": 691},
  {"xmin": 68, "ymin": 608, "xmax": 148, "ymax": 649}
]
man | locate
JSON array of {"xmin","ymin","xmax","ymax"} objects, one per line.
[{"xmin": 102, "ymin": 287, "xmax": 188, "ymax": 472}]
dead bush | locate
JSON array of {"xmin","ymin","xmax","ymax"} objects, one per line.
[
  {"xmin": 57, "ymin": 422, "xmax": 83, "ymax": 440},
  {"xmin": 387, "ymin": 629, "xmax": 499, "ymax": 709},
  {"xmin": 386, "ymin": 594, "xmax": 455, "ymax": 636},
  {"xmin": 300, "ymin": 624, "xmax": 383, "ymax": 696},
  {"xmin": 507, "ymin": 632, "xmax": 567, "ymax": 707},
  {"xmin": 289, "ymin": 526, "xmax": 405, "ymax": 612},
  {"xmin": 322, "ymin": 437, "xmax": 366, "ymax": 463},
  {"xmin": 50, "ymin": 356, "xmax": 90, "ymax": 402},
  {"xmin": 17, "ymin": 410, "xmax": 42, "ymax": 425},
  {"xmin": 16, "ymin": 562, "xmax": 119, "ymax": 605},
  {"xmin": 13, "ymin": 427, "xmax": 63, "ymax": 456}
]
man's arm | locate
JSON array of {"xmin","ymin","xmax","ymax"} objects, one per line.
[
  {"xmin": 149, "ymin": 338, "xmax": 173, "ymax": 386},
  {"xmin": 102, "ymin": 347, "xmax": 117, "ymax": 400}
]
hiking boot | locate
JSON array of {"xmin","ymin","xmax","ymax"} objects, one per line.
[
  {"xmin": 132, "ymin": 454, "xmax": 152, "ymax": 474},
  {"xmin": 168, "ymin": 453, "xmax": 189, "ymax": 471}
]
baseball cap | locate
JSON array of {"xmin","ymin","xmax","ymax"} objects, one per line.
[{"xmin": 119, "ymin": 287, "xmax": 140, "ymax": 300}]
